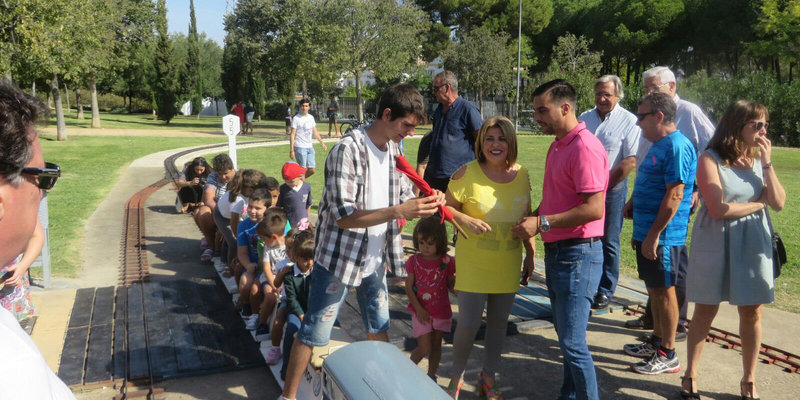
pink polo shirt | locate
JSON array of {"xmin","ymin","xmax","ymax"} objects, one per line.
[{"xmin": 540, "ymin": 121, "xmax": 609, "ymax": 242}]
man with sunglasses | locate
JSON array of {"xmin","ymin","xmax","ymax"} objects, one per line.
[
  {"xmin": 626, "ymin": 66, "xmax": 715, "ymax": 340},
  {"xmin": 622, "ymin": 92, "xmax": 696, "ymax": 375},
  {"xmin": 0, "ymin": 81, "xmax": 72, "ymax": 397},
  {"xmin": 424, "ymin": 70, "xmax": 482, "ymax": 192}
]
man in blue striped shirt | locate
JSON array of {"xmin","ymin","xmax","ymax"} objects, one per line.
[{"xmin": 579, "ymin": 75, "xmax": 641, "ymax": 309}]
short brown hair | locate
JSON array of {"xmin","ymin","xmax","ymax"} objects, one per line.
[
  {"xmin": 708, "ymin": 100, "xmax": 768, "ymax": 165},
  {"xmin": 377, "ymin": 83, "xmax": 426, "ymax": 124},
  {"xmin": 474, "ymin": 116, "xmax": 518, "ymax": 166},
  {"xmin": 257, "ymin": 208, "xmax": 288, "ymax": 238}
]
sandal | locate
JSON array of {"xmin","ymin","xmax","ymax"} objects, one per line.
[
  {"xmin": 445, "ymin": 377, "xmax": 463, "ymax": 399},
  {"xmin": 740, "ymin": 381, "xmax": 759, "ymax": 400},
  {"xmin": 477, "ymin": 371, "xmax": 504, "ymax": 400},
  {"xmin": 679, "ymin": 376, "xmax": 701, "ymax": 399}
]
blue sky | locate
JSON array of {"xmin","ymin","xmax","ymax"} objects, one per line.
[{"xmin": 167, "ymin": 0, "xmax": 228, "ymax": 46}]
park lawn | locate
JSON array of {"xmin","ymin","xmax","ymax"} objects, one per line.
[
  {"xmin": 38, "ymin": 134, "xmax": 265, "ymax": 278},
  {"xmin": 44, "ymin": 111, "xmax": 437, "ymax": 135},
  {"xmin": 228, "ymin": 137, "xmax": 800, "ymax": 313}
]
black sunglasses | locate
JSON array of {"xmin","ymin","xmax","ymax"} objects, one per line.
[
  {"xmin": 750, "ymin": 121, "xmax": 769, "ymax": 131},
  {"xmin": 637, "ymin": 111, "xmax": 658, "ymax": 121},
  {"xmin": 432, "ymin": 83, "xmax": 446, "ymax": 93},
  {"xmin": 21, "ymin": 162, "xmax": 61, "ymax": 190}
]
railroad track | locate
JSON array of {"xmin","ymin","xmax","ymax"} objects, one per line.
[{"xmin": 625, "ymin": 304, "xmax": 800, "ymax": 374}]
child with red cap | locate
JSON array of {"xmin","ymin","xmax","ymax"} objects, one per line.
[{"xmin": 276, "ymin": 161, "xmax": 313, "ymax": 229}]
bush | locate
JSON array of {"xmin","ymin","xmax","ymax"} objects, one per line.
[{"xmin": 265, "ymin": 101, "xmax": 289, "ymax": 120}]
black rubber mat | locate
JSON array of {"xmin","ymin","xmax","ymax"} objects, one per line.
[{"xmin": 57, "ymin": 279, "xmax": 264, "ymax": 387}]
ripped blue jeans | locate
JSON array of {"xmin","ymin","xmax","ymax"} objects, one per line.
[{"xmin": 295, "ymin": 263, "xmax": 390, "ymax": 347}]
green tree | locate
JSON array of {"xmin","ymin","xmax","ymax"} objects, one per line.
[
  {"xmin": 550, "ymin": 33, "xmax": 602, "ymax": 74},
  {"xmin": 327, "ymin": 0, "xmax": 429, "ymax": 120},
  {"xmin": 186, "ymin": 0, "xmax": 202, "ymax": 116},
  {"xmin": 154, "ymin": 0, "xmax": 177, "ymax": 123},
  {"xmin": 442, "ymin": 27, "xmax": 515, "ymax": 116},
  {"xmin": 750, "ymin": 0, "xmax": 800, "ymax": 82},
  {"xmin": 112, "ymin": 0, "xmax": 157, "ymax": 113}
]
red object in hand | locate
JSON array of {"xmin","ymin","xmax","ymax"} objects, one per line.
[{"xmin": 394, "ymin": 154, "xmax": 454, "ymax": 224}]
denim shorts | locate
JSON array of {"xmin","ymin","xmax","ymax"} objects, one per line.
[
  {"xmin": 296, "ymin": 264, "xmax": 390, "ymax": 347},
  {"xmin": 294, "ymin": 146, "xmax": 316, "ymax": 169}
]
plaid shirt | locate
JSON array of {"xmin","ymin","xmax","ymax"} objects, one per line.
[{"xmin": 314, "ymin": 128, "xmax": 415, "ymax": 286}]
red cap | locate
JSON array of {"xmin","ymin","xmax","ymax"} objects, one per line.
[{"xmin": 282, "ymin": 161, "xmax": 306, "ymax": 180}]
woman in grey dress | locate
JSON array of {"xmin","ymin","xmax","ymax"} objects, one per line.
[{"xmin": 681, "ymin": 100, "xmax": 786, "ymax": 400}]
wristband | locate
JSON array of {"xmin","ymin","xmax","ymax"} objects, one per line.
[{"xmin": 762, "ymin": 162, "xmax": 773, "ymax": 169}]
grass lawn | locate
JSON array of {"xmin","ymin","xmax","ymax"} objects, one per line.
[
  {"xmin": 42, "ymin": 111, "xmax": 438, "ymax": 134},
  {"xmin": 226, "ymin": 137, "xmax": 800, "ymax": 313},
  {"xmin": 38, "ymin": 134, "xmax": 265, "ymax": 278}
]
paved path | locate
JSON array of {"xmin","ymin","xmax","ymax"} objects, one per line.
[{"xmin": 29, "ymin": 139, "xmax": 800, "ymax": 399}]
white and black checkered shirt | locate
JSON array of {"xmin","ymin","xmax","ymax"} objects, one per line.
[{"xmin": 314, "ymin": 128, "xmax": 414, "ymax": 286}]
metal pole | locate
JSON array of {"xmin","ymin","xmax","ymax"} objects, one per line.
[{"xmin": 515, "ymin": 0, "xmax": 522, "ymax": 129}]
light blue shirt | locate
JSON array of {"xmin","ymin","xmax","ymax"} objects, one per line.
[
  {"xmin": 636, "ymin": 94, "xmax": 715, "ymax": 168},
  {"xmin": 578, "ymin": 105, "xmax": 640, "ymax": 190}
]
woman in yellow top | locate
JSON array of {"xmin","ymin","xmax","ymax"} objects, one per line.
[{"xmin": 444, "ymin": 116, "xmax": 535, "ymax": 399}]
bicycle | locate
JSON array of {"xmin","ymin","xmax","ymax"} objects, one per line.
[{"xmin": 339, "ymin": 113, "xmax": 375, "ymax": 134}]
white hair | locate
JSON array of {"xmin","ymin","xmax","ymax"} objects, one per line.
[
  {"xmin": 643, "ymin": 66, "xmax": 676, "ymax": 84},
  {"xmin": 596, "ymin": 75, "xmax": 625, "ymax": 99}
]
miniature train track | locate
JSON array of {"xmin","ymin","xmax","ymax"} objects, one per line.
[
  {"xmin": 115, "ymin": 141, "xmax": 272, "ymax": 399},
  {"xmin": 625, "ymin": 304, "xmax": 800, "ymax": 374}
]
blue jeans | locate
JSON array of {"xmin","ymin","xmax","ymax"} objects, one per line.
[
  {"xmin": 281, "ymin": 314, "xmax": 302, "ymax": 379},
  {"xmin": 597, "ymin": 182, "xmax": 627, "ymax": 298},
  {"xmin": 296, "ymin": 264, "xmax": 390, "ymax": 347},
  {"xmin": 545, "ymin": 240, "xmax": 602, "ymax": 400}
]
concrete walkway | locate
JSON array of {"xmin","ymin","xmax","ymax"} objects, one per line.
[{"xmin": 29, "ymin": 138, "xmax": 800, "ymax": 399}]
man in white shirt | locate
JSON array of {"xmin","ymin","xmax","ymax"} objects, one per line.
[
  {"xmin": 626, "ymin": 66, "xmax": 715, "ymax": 337},
  {"xmin": 289, "ymin": 98, "xmax": 327, "ymax": 178},
  {"xmin": 0, "ymin": 81, "xmax": 75, "ymax": 399},
  {"xmin": 578, "ymin": 75, "xmax": 640, "ymax": 310}
]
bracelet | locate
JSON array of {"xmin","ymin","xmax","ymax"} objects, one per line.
[{"xmin": 763, "ymin": 162, "xmax": 773, "ymax": 169}]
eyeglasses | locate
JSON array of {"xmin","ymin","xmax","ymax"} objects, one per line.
[
  {"xmin": 20, "ymin": 162, "xmax": 61, "ymax": 190},
  {"xmin": 644, "ymin": 82, "xmax": 669, "ymax": 94},
  {"xmin": 749, "ymin": 121, "xmax": 769, "ymax": 131},
  {"xmin": 637, "ymin": 111, "xmax": 658, "ymax": 121}
]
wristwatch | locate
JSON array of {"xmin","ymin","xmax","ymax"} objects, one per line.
[{"xmin": 539, "ymin": 215, "xmax": 551, "ymax": 233}]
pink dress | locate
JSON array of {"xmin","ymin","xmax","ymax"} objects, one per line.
[
  {"xmin": 0, "ymin": 255, "xmax": 35, "ymax": 322},
  {"xmin": 405, "ymin": 254, "xmax": 455, "ymax": 319}
]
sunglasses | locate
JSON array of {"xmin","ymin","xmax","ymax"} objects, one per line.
[
  {"xmin": 432, "ymin": 83, "xmax": 446, "ymax": 93},
  {"xmin": 750, "ymin": 121, "xmax": 769, "ymax": 131},
  {"xmin": 637, "ymin": 111, "xmax": 658, "ymax": 121},
  {"xmin": 21, "ymin": 161, "xmax": 61, "ymax": 190}
]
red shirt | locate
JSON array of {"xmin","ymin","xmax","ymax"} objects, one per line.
[
  {"xmin": 540, "ymin": 121, "xmax": 609, "ymax": 242},
  {"xmin": 405, "ymin": 254, "xmax": 455, "ymax": 319}
]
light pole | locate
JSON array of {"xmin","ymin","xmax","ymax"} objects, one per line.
[{"xmin": 515, "ymin": 0, "xmax": 522, "ymax": 130}]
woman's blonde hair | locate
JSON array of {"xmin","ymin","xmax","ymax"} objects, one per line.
[
  {"xmin": 708, "ymin": 100, "xmax": 768, "ymax": 166},
  {"xmin": 474, "ymin": 116, "xmax": 518, "ymax": 166}
]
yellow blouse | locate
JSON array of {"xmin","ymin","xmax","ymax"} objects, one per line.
[{"xmin": 448, "ymin": 161, "xmax": 531, "ymax": 293}]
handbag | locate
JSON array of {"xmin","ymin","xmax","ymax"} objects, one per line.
[{"xmin": 766, "ymin": 211, "xmax": 787, "ymax": 279}]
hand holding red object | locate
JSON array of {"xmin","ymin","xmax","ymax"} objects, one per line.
[{"xmin": 394, "ymin": 154, "xmax": 469, "ymax": 239}]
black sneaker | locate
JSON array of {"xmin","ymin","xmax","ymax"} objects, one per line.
[
  {"xmin": 632, "ymin": 349, "xmax": 681, "ymax": 375},
  {"xmin": 624, "ymin": 341, "xmax": 657, "ymax": 358},
  {"xmin": 239, "ymin": 303, "xmax": 252, "ymax": 318},
  {"xmin": 254, "ymin": 324, "xmax": 270, "ymax": 342},
  {"xmin": 625, "ymin": 315, "xmax": 654, "ymax": 330}
]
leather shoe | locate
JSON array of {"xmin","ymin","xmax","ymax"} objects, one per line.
[
  {"xmin": 592, "ymin": 293, "xmax": 611, "ymax": 309},
  {"xmin": 625, "ymin": 315, "xmax": 654, "ymax": 330}
]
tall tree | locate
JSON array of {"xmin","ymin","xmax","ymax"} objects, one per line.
[
  {"xmin": 442, "ymin": 27, "xmax": 514, "ymax": 116},
  {"xmin": 154, "ymin": 0, "xmax": 177, "ymax": 123},
  {"xmin": 327, "ymin": 0, "xmax": 429, "ymax": 120},
  {"xmin": 186, "ymin": 0, "xmax": 202, "ymax": 116}
]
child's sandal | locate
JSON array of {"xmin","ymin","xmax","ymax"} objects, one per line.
[{"xmin": 445, "ymin": 377, "xmax": 463, "ymax": 399}]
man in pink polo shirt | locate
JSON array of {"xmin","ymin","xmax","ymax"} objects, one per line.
[{"xmin": 513, "ymin": 79, "xmax": 608, "ymax": 400}]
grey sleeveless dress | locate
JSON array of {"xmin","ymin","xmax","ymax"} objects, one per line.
[{"xmin": 687, "ymin": 150, "xmax": 774, "ymax": 305}]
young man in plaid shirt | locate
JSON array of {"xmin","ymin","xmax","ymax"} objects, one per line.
[{"xmin": 279, "ymin": 83, "xmax": 445, "ymax": 400}]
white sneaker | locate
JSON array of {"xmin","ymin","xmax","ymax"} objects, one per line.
[
  {"xmin": 265, "ymin": 346, "xmax": 282, "ymax": 365},
  {"xmin": 245, "ymin": 314, "xmax": 259, "ymax": 330},
  {"xmin": 200, "ymin": 248, "xmax": 213, "ymax": 262}
]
